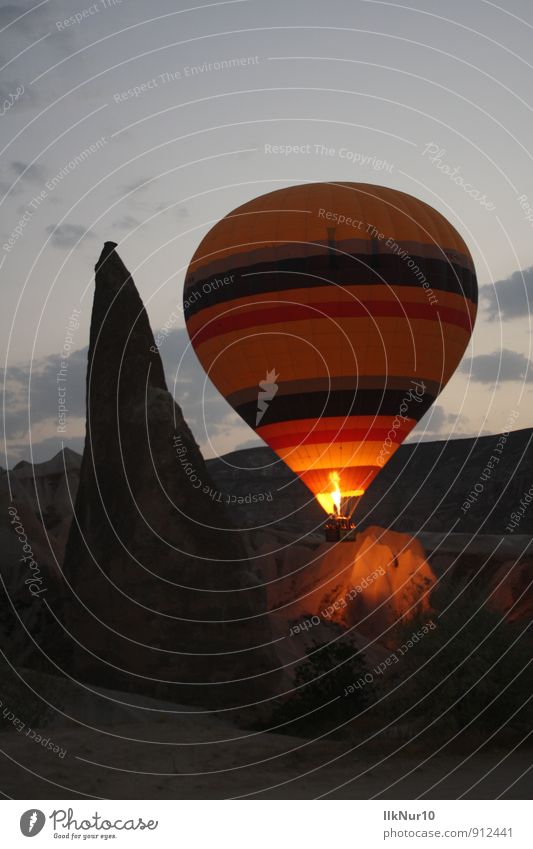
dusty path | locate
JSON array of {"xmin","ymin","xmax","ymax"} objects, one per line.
[{"xmin": 0, "ymin": 715, "xmax": 530, "ymax": 800}]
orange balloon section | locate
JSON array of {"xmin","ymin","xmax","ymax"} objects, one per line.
[{"xmin": 183, "ymin": 183, "xmax": 477, "ymax": 515}]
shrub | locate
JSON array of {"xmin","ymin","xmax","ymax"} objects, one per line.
[
  {"xmin": 269, "ymin": 638, "xmax": 375, "ymax": 735},
  {"xmin": 381, "ymin": 589, "xmax": 532, "ymax": 742}
]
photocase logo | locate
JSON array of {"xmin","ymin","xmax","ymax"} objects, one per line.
[
  {"xmin": 20, "ymin": 809, "xmax": 46, "ymax": 837},
  {"xmin": 256, "ymin": 369, "xmax": 279, "ymax": 425}
]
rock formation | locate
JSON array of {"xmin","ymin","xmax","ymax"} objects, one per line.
[
  {"xmin": 0, "ymin": 449, "xmax": 78, "ymax": 670},
  {"xmin": 206, "ymin": 447, "xmax": 325, "ymax": 535},
  {"xmin": 353, "ymin": 428, "xmax": 533, "ymax": 536},
  {"xmin": 254, "ymin": 526, "xmax": 436, "ymax": 642},
  {"xmin": 62, "ymin": 243, "xmax": 279, "ymax": 706},
  {"xmin": 8, "ymin": 447, "xmax": 81, "ymax": 564},
  {"xmin": 206, "ymin": 430, "xmax": 533, "ymax": 536}
]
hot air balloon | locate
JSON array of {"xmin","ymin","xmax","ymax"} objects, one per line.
[{"xmin": 183, "ymin": 183, "xmax": 477, "ymax": 532}]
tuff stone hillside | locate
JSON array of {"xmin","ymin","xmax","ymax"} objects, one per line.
[
  {"xmin": 357, "ymin": 428, "xmax": 533, "ymax": 536},
  {"xmin": 0, "ymin": 448, "xmax": 80, "ymax": 670},
  {"xmin": 206, "ymin": 428, "xmax": 533, "ymax": 536},
  {"xmin": 60, "ymin": 243, "xmax": 280, "ymax": 706}
]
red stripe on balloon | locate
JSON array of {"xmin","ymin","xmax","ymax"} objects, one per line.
[
  {"xmin": 299, "ymin": 466, "xmax": 379, "ymax": 488},
  {"xmin": 189, "ymin": 300, "xmax": 471, "ymax": 346},
  {"xmin": 263, "ymin": 426, "xmax": 413, "ymax": 450}
]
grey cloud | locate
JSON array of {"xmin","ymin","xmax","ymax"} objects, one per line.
[
  {"xmin": 0, "ymin": 2, "xmax": 73, "ymax": 36},
  {"xmin": 160, "ymin": 327, "xmax": 241, "ymax": 442},
  {"xmin": 45, "ymin": 223, "xmax": 95, "ymax": 248},
  {"xmin": 2, "ymin": 434, "xmax": 85, "ymax": 468},
  {"xmin": 150, "ymin": 202, "xmax": 189, "ymax": 217},
  {"xmin": 2, "ymin": 327, "xmax": 243, "ymax": 463},
  {"xmin": 481, "ymin": 266, "xmax": 533, "ymax": 321},
  {"xmin": 112, "ymin": 214, "xmax": 141, "ymax": 230},
  {"xmin": 122, "ymin": 177, "xmax": 153, "ymax": 194},
  {"xmin": 3, "ymin": 348, "xmax": 87, "ymax": 441},
  {"xmin": 10, "ymin": 160, "xmax": 47, "ymax": 183},
  {"xmin": 459, "ymin": 349, "xmax": 533, "ymax": 384},
  {"xmin": 0, "ymin": 3, "xmax": 38, "ymax": 31},
  {"xmin": 0, "ymin": 3, "xmax": 55, "ymax": 38},
  {"xmin": 0, "ymin": 79, "xmax": 38, "ymax": 114},
  {"xmin": 411, "ymin": 404, "xmax": 458, "ymax": 441},
  {"xmin": 233, "ymin": 437, "xmax": 263, "ymax": 451}
]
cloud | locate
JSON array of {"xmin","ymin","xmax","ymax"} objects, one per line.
[
  {"xmin": 2, "ymin": 328, "xmax": 251, "ymax": 464},
  {"xmin": 121, "ymin": 177, "xmax": 153, "ymax": 194},
  {"xmin": 481, "ymin": 266, "xmax": 533, "ymax": 321},
  {"xmin": 45, "ymin": 223, "xmax": 95, "ymax": 248},
  {"xmin": 10, "ymin": 160, "xmax": 46, "ymax": 183},
  {"xmin": 0, "ymin": 79, "xmax": 39, "ymax": 123},
  {"xmin": 410, "ymin": 404, "xmax": 458, "ymax": 441},
  {"xmin": 2, "ymin": 160, "xmax": 48, "ymax": 198},
  {"xmin": 459, "ymin": 349, "xmax": 533, "ymax": 384},
  {"xmin": 1, "ymin": 432, "xmax": 85, "ymax": 468},
  {"xmin": 3, "ymin": 349, "xmax": 87, "ymax": 441},
  {"xmin": 0, "ymin": 2, "xmax": 74, "ymax": 37},
  {"xmin": 112, "ymin": 214, "xmax": 141, "ymax": 230},
  {"xmin": 233, "ymin": 436, "xmax": 263, "ymax": 452},
  {"xmin": 0, "ymin": 3, "xmax": 40, "ymax": 32},
  {"xmin": 1, "ymin": 348, "xmax": 87, "ymax": 466},
  {"xmin": 160, "ymin": 328, "xmax": 253, "ymax": 456}
]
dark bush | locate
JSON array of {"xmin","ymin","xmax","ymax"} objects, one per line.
[
  {"xmin": 381, "ymin": 590, "xmax": 532, "ymax": 742},
  {"xmin": 269, "ymin": 638, "xmax": 375, "ymax": 735}
]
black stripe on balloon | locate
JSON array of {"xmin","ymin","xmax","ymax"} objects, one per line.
[
  {"xmin": 236, "ymin": 387, "xmax": 436, "ymax": 428},
  {"xmin": 184, "ymin": 253, "xmax": 477, "ymax": 319}
]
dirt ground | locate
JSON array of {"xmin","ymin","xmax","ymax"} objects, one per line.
[{"xmin": 0, "ymin": 710, "xmax": 530, "ymax": 799}]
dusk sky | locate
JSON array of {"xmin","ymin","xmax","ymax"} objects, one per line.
[{"xmin": 2, "ymin": 0, "xmax": 532, "ymax": 466}]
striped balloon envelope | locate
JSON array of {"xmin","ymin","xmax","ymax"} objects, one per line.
[{"xmin": 183, "ymin": 183, "xmax": 477, "ymax": 516}]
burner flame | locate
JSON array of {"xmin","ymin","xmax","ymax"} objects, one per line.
[{"xmin": 330, "ymin": 472, "xmax": 341, "ymax": 514}]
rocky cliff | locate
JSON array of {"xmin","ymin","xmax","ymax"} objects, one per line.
[
  {"xmin": 0, "ymin": 448, "xmax": 79, "ymax": 670},
  {"xmin": 247, "ymin": 526, "xmax": 436, "ymax": 640},
  {"xmin": 206, "ymin": 429, "xmax": 533, "ymax": 536},
  {"xmin": 61, "ymin": 243, "xmax": 280, "ymax": 706}
]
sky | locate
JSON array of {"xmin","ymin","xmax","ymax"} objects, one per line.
[{"xmin": 1, "ymin": 0, "xmax": 533, "ymax": 466}]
